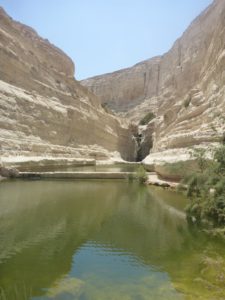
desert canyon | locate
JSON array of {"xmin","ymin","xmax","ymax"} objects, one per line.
[{"xmin": 0, "ymin": 0, "xmax": 225, "ymax": 177}]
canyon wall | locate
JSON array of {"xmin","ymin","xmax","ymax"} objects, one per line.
[
  {"xmin": 0, "ymin": 8, "xmax": 136, "ymax": 163},
  {"xmin": 81, "ymin": 57, "xmax": 160, "ymax": 116},
  {"xmin": 82, "ymin": 0, "xmax": 225, "ymax": 165}
]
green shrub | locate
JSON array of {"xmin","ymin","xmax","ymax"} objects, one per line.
[
  {"xmin": 139, "ymin": 112, "xmax": 155, "ymax": 125},
  {"xmin": 184, "ymin": 145, "xmax": 225, "ymax": 231},
  {"xmin": 127, "ymin": 173, "xmax": 134, "ymax": 181},
  {"xmin": 183, "ymin": 96, "xmax": 191, "ymax": 108},
  {"xmin": 135, "ymin": 165, "xmax": 148, "ymax": 184}
]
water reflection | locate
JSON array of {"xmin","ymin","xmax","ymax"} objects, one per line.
[
  {"xmin": 17, "ymin": 163, "xmax": 139, "ymax": 172},
  {"xmin": 0, "ymin": 180, "xmax": 224, "ymax": 299}
]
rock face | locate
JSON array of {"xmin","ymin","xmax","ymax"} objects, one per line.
[
  {"xmin": 1, "ymin": 0, "xmax": 225, "ymax": 169},
  {"xmin": 0, "ymin": 7, "xmax": 136, "ymax": 162},
  {"xmin": 0, "ymin": 166, "xmax": 19, "ymax": 178},
  {"xmin": 81, "ymin": 57, "xmax": 160, "ymax": 117},
  {"xmin": 82, "ymin": 0, "xmax": 225, "ymax": 164}
]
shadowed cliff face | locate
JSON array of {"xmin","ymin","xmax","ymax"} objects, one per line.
[
  {"xmin": 81, "ymin": 0, "xmax": 225, "ymax": 157},
  {"xmin": 0, "ymin": 7, "xmax": 136, "ymax": 161}
]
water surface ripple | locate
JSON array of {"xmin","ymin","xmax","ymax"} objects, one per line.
[{"xmin": 0, "ymin": 180, "xmax": 224, "ymax": 299}]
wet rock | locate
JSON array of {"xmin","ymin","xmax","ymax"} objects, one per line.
[{"xmin": 0, "ymin": 166, "xmax": 19, "ymax": 178}]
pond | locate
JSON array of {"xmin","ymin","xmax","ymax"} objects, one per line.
[{"xmin": 0, "ymin": 180, "xmax": 225, "ymax": 300}]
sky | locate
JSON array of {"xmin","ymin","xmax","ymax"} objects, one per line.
[{"xmin": 0, "ymin": 0, "xmax": 213, "ymax": 80}]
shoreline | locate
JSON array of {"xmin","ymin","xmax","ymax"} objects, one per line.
[
  {"xmin": 1, "ymin": 159, "xmax": 181, "ymax": 188},
  {"xmin": 147, "ymin": 173, "xmax": 180, "ymax": 189}
]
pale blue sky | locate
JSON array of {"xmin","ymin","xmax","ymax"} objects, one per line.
[{"xmin": 0, "ymin": 0, "xmax": 213, "ymax": 79}]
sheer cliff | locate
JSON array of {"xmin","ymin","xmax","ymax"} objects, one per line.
[
  {"xmin": 81, "ymin": 0, "xmax": 225, "ymax": 162},
  {"xmin": 0, "ymin": 8, "xmax": 136, "ymax": 162}
]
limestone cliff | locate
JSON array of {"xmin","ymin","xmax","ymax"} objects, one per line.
[
  {"xmin": 0, "ymin": 7, "xmax": 136, "ymax": 163},
  {"xmin": 81, "ymin": 57, "xmax": 160, "ymax": 116},
  {"xmin": 81, "ymin": 0, "xmax": 225, "ymax": 164}
]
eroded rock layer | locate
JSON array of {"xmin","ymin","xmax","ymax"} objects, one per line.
[
  {"xmin": 0, "ymin": 8, "xmax": 136, "ymax": 162},
  {"xmin": 81, "ymin": 57, "xmax": 161, "ymax": 116},
  {"xmin": 82, "ymin": 0, "xmax": 225, "ymax": 162}
]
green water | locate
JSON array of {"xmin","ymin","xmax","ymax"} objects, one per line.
[{"xmin": 0, "ymin": 180, "xmax": 225, "ymax": 300}]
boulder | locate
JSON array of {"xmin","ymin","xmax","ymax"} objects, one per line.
[{"xmin": 0, "ymin": 166, "xmax": 19, "ymax": 178}]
